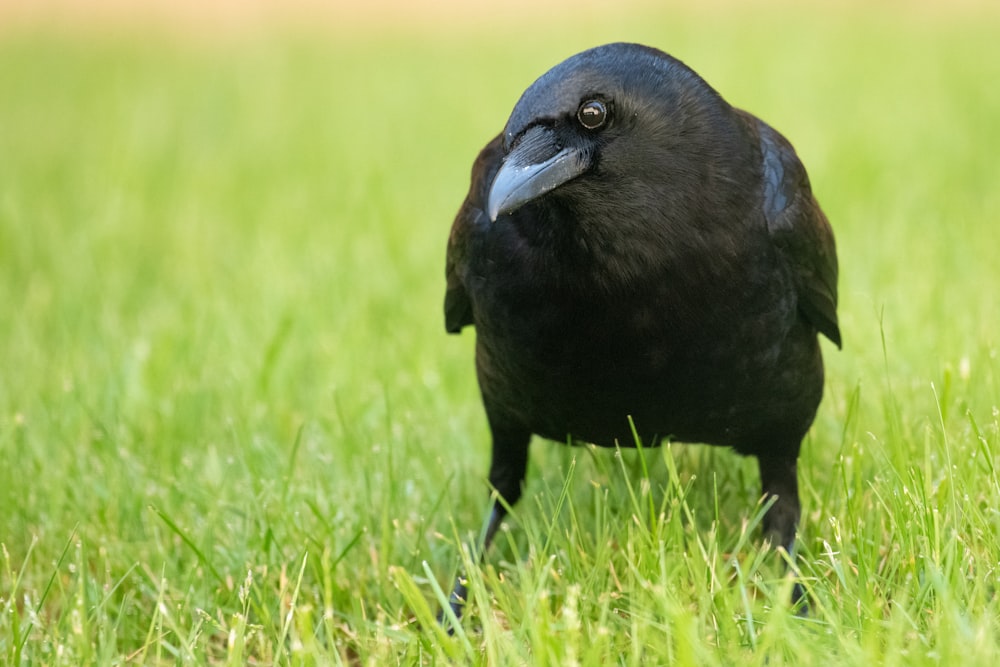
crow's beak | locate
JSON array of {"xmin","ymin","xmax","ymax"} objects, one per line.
[{"xmin": 487, "ymin": 125, "xmax": 590, "ymax": 222}]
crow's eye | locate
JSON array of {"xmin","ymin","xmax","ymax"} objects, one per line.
[{"xmin": 577, "ymin": 100, "xmax": 608, "ymax": 130}]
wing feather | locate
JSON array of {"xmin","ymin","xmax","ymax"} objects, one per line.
[
  {"xmin": 445, "ymin": 135, "xmax": 504, "ymax": 333},
  {"xmin": 754, "ymin": 117, "xmax": 842, "ymax": 348}
]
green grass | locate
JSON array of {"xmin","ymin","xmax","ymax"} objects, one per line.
[{"xmin": 1, "ymin": 4, "xmax": 999, "ymax": 664}]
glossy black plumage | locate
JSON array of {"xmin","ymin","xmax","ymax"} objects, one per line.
[{"xmin": 442, "ymin": 42, "xmax": 840, "ymax": 621}]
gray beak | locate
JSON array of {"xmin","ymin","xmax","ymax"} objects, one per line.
[{"xmin": 487, "ymin": 125, "xmax": 590, "ymax": 222}]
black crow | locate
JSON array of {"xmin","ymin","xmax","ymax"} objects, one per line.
[{"xmin": 442, "ymin": 42, "xmax": 840, "ymax": 622}]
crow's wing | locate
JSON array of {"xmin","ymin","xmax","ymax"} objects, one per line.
[
  {"xmin": 754, "ymin": 118, "xmax": 842, "ymax": 348},
  {"xmin": 445, "ymin": 134, "xmax": 504, "ymax": 334}
]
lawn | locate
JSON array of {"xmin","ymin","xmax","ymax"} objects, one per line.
[{"xmin": 1, "ymin": 3, "xmax": 999, "ymax": 664}]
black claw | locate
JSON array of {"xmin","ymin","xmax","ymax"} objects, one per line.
[
  {"xmin": 791, "ymin": 580, "xmax": 809, "ymax": 615},
  {"xmin": 437, "ymin": 576, "xmax": 468, "ymax": 631}
]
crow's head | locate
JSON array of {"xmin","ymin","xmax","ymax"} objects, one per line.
[{"xmin": 487, "ymin": 43, "xmax": 742, "ymax": 225}]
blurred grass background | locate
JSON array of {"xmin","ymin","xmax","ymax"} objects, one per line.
[{"xmin": 1, "ymin": 1, "xmax": 999, "ymax": 663}]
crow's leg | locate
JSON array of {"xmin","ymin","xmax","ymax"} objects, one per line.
[
  {"xmin": 757, "ymin": 450, "xmax": 808, "ymax": 608},
  {"xmin": 439, "ymin": 426, "xmax": 531, "ymax": 627}
]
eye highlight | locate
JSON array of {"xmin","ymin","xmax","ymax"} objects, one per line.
[{"xmin": 577, "ymin": 100, "xmax": 608, "ymax": 130}]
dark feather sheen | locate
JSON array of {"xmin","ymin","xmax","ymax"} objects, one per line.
[{"xmin": 440, "ymin": 42, "xmax": 840, "ymax": 623}]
